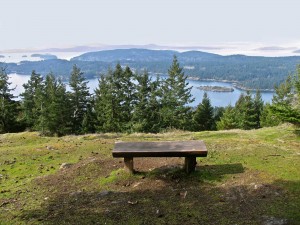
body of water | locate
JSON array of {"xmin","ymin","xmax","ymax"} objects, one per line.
[
  {"xmin": 9, "ymin": 73, "xmax": 274, "ymax": 107},
  {"xmin": 0, "ymin": 52, "xmax": 84, "ymax": 63}
]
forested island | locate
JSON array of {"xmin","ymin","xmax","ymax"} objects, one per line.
[
  {"xmin": 31, "ymin": 53, "xmax": 57, "ymax": 60},
  {"xmin": 197, "ymin": 85, "xmax": 234, "ymax": 92},
  {"xmin": 1, "ymin": 49, "xmax": 300, "ymax": 90}
]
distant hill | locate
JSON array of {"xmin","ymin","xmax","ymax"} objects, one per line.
[
  {"xmin": 71, "ymin": 49, "xmax": 300, "ymax": 90},
  {"xmin": 1, "ymin": 48, "xmax": 300, "ymax": 89},
  {"xmin": 71, "ymin": 48, "xmax": 221, "ymax": 62}
]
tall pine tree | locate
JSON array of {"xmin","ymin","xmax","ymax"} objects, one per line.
[
  {"xmin": 216, "ymin": 105, "xmax": 238, "ymax": 130},
  {"xmin": 161, "ymin": 56, "xmax": 194, "ymax": 130},
  {"xmin": 270, "ymin": 74, "xmax": 300, "ymax": 126},
  {"xmin": 132, "ymin": 71, "xmax": 161, "ymax": 132},
  {"xmin": 253, "ymin": 90, "xmax": 264, "ymax": 128},
  {"xmin": 69, "ymin": 65, "xmax": 90, "ymax": 134},
  {"xmin": 42, "ymin": 73, "xmax": 71, "ymax": 136},
  {"xmin": 0, "ymin": 68, "xmax": 18, "ymax": 133},
  {"xmin": 193, "ymin": 92, "xmax": 214, "ymax": 131},
  {"xmin": 21, "ymin": 70, "xmax": 44, "ymax": 130}
]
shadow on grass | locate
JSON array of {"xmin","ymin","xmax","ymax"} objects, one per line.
[
  {"xmin": 140, "ymin": 163, "xmax": 245, "ymax": 183},
  {"xmin": 294, "ymin": 128, "xmax": 300, "ymax": 136},
  {"xmin": 19, "ymin": 178, "xmax": 300, "ymax": 225}
]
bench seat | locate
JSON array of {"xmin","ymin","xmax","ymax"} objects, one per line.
[{"xmin": 112, "ymin": 140, "xmax": 207, "ymax": 174}]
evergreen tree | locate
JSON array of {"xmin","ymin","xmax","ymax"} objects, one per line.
[
  {"xmin": 216, "ymin": 105, "xmax": 238, "ymax": 130},
  {"xmin": 233, "ymin": 92, "xmax": 257, "ymax": 130},
  {"xmin": 234, "ymin": 93, "xmax": 246, "ymax": 128},
  {"xmin": 212, "ymin": 106, "xmax": 225, "ymax": 130},
  {"xmin": 42, "ymin": 73, "xmax": 71, "ymax": 136},
  {"xmin": 119, "ymin": 66, "xmax": 136, "ymax": 131},
  {"xmin": 95, "ymin": 64, "xmax": 136, "ymax": 132},
  {"xmin": 270, "ymin": 75, "xmax": 300, "ymax": 126},
  {"xmin": 0, "ymin": 68, "xmax": 18, "ymax": 133},
  {"xmin": 260, "ymin": 103, "xmax": 281, "ymax": 127},
  {"xmin": 69, "ymin": 65, "xmax": 90, "ymax": 134},
  {"xmin": 241, "ymin": 91, "xmax": 257, "ymax": 130},
  {"xmin": 192, "ymin": 92, "xmax": 214, "ymax": 131},
  {"xmin": 94, "ymin": 71, "xmax": 119, "ymax": 132},
  {"xmin": 161, "ymin": 56, "xmax": 194, "ymax": 130},
  {"xmin": 253, "ymin": 90, "xmax": 264, "ymax": 128},
  {"xmin": 20, "ymin": 70, "xmax": 44, "ymax": 129},
  {"xmin": 132, "ymin": 71, "xmax": 161, "ymax": 132}
]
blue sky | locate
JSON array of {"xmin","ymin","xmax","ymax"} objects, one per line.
[{"xmin": 1, "ymin": 0, "xmax": 300, "ymax": 56}]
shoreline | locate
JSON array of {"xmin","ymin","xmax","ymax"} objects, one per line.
[{"xmin": 187, "ymin": 76, "xmax": 275, "ymax": 92}]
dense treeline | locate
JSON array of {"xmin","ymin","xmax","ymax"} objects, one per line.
[{"xmin": 0, "ymin": 57, "xmax": 299, "ymax": 135}]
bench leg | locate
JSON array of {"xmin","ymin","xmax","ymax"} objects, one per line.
[
  {"xmin": 124, "ymin": 157, "xmax": 134, "ymax": 173},
  {"xmin": 184, "ymin": 157, "xmax": 197, "ymax": 174}
]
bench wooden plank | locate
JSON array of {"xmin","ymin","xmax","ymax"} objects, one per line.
[
  {"xmin": 112, "ymin": 140, "xmax": 207, "ymax": 174},
  {"xmin": 112, "ymin": 140, "xmax": 207, "ymax": 157}
]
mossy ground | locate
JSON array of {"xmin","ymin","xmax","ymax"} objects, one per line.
[{"xmin": 0, "ymin": 124, "xmax": 299, "ymax": 224}]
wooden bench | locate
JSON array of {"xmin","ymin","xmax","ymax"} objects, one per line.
[{"xmin": 112, "ymin": 140, "xmax": 208, "ymax": 174}]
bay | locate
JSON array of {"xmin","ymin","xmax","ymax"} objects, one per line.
[{"xmin": 9, "ymin": 73, "xmax": 274, "ymax": 107}]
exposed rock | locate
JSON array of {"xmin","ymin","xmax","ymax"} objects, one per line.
[
  {"xmin": 156, "ymin": 209, "xmax": 164, "ymax": 218},
  {"xmin": 127, "ymin": 200, "xmax": 138, "ymax": 205},
  {"xmin": 46, "ymin": 146, "xmax": 55, "ymax": 150},
  {"xmin": 59, "ymin": 163, "xmax": 73, "ymax": 170},
  {"xmin": 262, "ymin": 216, "xmax": 288, "ymax": 225},
  {"xmin": 180, "ymin": 191, "xmax": 187, "ymax": 199}
]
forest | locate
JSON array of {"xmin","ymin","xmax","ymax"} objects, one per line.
[{"xmin": 0, "ymin": 56, "xmax": 299, "ymax": 136}]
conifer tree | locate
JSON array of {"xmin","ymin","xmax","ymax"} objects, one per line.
[
  {"xmin": 21, "ymin": 70, "xmax": 44, "ymax": 130},
  {"xmin": 119, "ymin": 66, "xmax": 136, "ymax": 130},
  {"xmin": 42, "ymin": 73, "xmax": 71, "ymax": 136},
  {"xmin": 260, "ymin": 103, "xmax": 281, "ymax": 127},
  {"xmin": 161, "ymin": 56, "xmax": 194, "ymax": 130},
  {"xmin": 0, "ymin": 68, "xmax": 18, "ymax": 133},
  {"xmin": 69, "ymin": 65, "xmax": 90, "ymax": 134},
  {"xmin": 270, "ymin": 75, "xmax": 300, "ymax": 125},
  {"xmin": 241, "ymin": 91, "xmax": 257, "ymax": 130},
  {"xmin": 132, "ymin": 71, "xmax": 161, "ymax": 132},
  {"xmin": 82, "ymin": 96, "xmax": 96, "ymax": 134},
  {"xmin": 234, "ymin": 93, "xmax": 246, "ymax": 127},
  {"xmin": 216, "ymin": 105, "xmax": 238, "ymax": 130},
  {"xmin": 94, "ymin": 71, "xmax": 119, "ymax": 132},
  {"xmin": 253, "ymin": 90, "xmax": 264, "ymax": 128},
  {"xmin": 193, "ymin": 92, "xmax": 214, "ymax": 131}
]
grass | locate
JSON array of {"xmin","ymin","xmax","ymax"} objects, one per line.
[{"xmin": 0, "ymin": 124, "xmax": 299, "ymax": 224}]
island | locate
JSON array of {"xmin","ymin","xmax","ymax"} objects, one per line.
[
  {"xmin": 0, "ymin": 55, "xmax": 5, "ymax": 58},
  {"xmin": 31, "ymin": 53, "xmax": 57, "ymax": 60},
  {"xmin": 197, "ymin": 85, "xmax": 234, "ymax": 92},
  {"xmin": 22, "ymin": 55, "xmax": 27, "ymax": 58}
]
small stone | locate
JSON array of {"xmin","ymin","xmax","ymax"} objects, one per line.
[
  {"xmin": 128, "ymin": 200, "xmax": 138, "ymax": 205},
  {"xmin": 46, "ymin": 146, "xmax": 55, "ymax": 150},
  {"xmin": 180, "ymin": 191, "xmax": 187, "ymax": 199},
  {"xmin": 156, "ymin": 209, "xmax": 164, "ymax": 218},
  {"xmin": 59, "ymin": 163, "xmax": 73, "ymax": 170},
  {"xmin": 262, "ymin": 216, "xmax": 288, "ymax": 225},
  {"xmin": 133, "ymin": 182, "xmax": 142, "ymax": 188}
]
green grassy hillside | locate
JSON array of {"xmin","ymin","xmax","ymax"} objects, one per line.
[{"xmin": 0, "ymin": 124, "xmax": 299, "ymax": 224}]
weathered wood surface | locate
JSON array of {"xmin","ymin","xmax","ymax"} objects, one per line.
[{"xmin": 112, "ymin": 140, "xmax": 207, "ymax": 158}]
